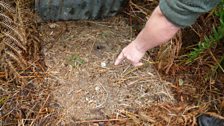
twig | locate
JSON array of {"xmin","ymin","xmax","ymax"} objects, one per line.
[
  {"xmin": 29, "ymin": 94, "xmax": 50, "ymax": 126},
  {"xmin": 129, "ymin": 0, "xmax": 149, "ymax": 16},
  {"xmin": 209, "ymin": 49, "xmax": 224, "ymax": 72},
  {"xmin": 96, "ymin": 83, "xmax": 109, "ymax": 109},
  {"xmin": 74, "ymin": 118, "xmax": 128, "ymax": 124}
]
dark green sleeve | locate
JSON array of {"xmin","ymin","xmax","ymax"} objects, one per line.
[{"xmin": 159, "ymin": 0, "xmax": 221, "ymax": 28}]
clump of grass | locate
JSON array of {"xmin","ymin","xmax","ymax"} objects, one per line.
[
  {"xmin": 185, "ymin": 0, "xmax": 224, "ymax": 83},
  {"xmin": 187, "ymin": 0, "xmax": 224, "ymax": 63},
  {"xmin": 67, "ymin": 54, "xmax": 85, "ymax": 68}
]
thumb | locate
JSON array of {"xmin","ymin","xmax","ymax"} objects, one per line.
[{"xmin": 115, "ymin": 52, "xmax": 125, "ymax": 65}]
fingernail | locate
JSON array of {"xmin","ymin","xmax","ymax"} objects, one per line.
[{"xmin": 114, "ymin": 61, "xmax": 119, "ymax": 65}]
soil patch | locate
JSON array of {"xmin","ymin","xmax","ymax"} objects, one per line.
[{"xmin": 40, "ymin": 17, "xmax": 174, "ymax": 123}]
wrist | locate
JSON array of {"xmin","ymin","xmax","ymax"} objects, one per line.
[{"xmin": 132, "ymin": 39, "xmax": 148, "ymax": 53}]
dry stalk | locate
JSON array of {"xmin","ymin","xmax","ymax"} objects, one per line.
[{"xmin": 157, "ymin": 31, "xmax": 183, "ymax": 74}]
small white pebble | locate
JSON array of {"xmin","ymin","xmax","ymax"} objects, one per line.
[
  {"xmin": 95, "ymin": 86, "xmax": 100, "ymax": 91},
  {"xmin": 49, "ymin": 23, "xmax": 59, "ymax": 28},
  {"xmin": 101, "ymin": 62, "xmax": 107, "ymax": 68},
  {"xmin": 88, "ymin": 100, "xmax": 93, "ymax": 104},
  {"xmin": 50, "ymin": 31, "xmax": 54, "ymax": 35}
]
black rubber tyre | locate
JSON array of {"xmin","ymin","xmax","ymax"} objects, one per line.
[
  {"xmin": 35, "ymin": 0, "xmax": 127, "ymax": 21},
  {"xmin": 197, "ymin": 114, "xmax": 224, "ymax": 126}
]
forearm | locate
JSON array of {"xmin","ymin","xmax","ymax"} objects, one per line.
[
  {"xmin": 115, "ymin": 0, "xmax": 221, "ymax": 66},
  {"xmin": 133, "ymin": 6, "xmax": 180, "ymax": 52}
]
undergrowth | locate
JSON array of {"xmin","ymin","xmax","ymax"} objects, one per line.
[
  {"xmin": 0, "ymin": 0, "xmax": 45, "ymax": 83},
  {"xmin": 0, "ymin": 1, "xmax": 59, "ymax": 125},
  {"xmin": 187, "ymin": 1, "xmax": 224, "ymax": 66}
]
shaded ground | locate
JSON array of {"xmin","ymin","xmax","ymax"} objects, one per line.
[{"xmin": 40, "ymin": 17, "xmax": 174, "ymax": 124}]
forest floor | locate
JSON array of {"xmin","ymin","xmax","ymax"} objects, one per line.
[
  {"xmin": 37, "ymin": 15, "xmax": 224, "ymax": 125},
  {"xmin": 1, "ymin": 1, "xmax": 224, "ymax": 125},
  {"xmin": 40, "ymin": 17, "xmax": 175, "ymax": 125}
]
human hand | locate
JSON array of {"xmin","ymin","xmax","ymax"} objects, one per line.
[
  {"xmin": 114, "ymin": 40, "xmax": 145, "ymax": 66},
  {"xmin": 115, "ymin": 6, "xmax": 180, "ymax": 67}
]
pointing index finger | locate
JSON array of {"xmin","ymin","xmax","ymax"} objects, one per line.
[{"xmin": 115, "ymin": 52, "xmax": 125, "ymax": 65}]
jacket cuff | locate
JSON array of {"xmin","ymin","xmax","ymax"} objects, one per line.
[{"xmin": 159, "ymin": 0, "xmax": 201, "ymax": 28}]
